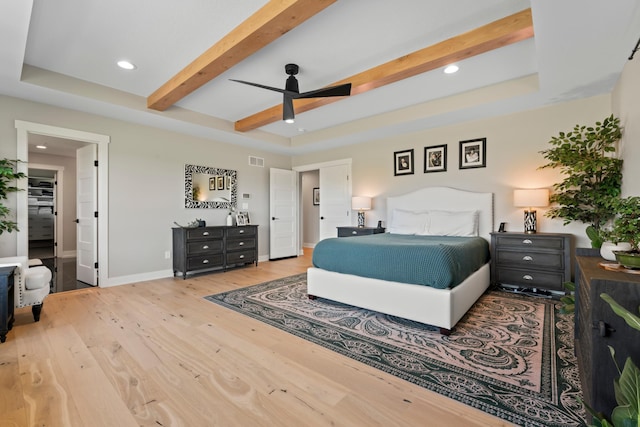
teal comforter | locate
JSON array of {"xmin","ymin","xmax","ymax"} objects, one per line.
[{"xmin": 312, "ymin": 233, "xmax": 490, "ymax": 289}]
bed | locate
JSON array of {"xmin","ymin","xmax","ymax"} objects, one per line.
[{"xmin": 307, "ymin": 186, "xmax": 493, "ymax": 334}]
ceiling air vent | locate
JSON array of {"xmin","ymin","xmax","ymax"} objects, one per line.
[{"xmin": 249, "ymin": 156, "xmax": 264, "ymax": 167}]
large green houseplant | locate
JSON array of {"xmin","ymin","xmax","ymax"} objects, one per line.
[
  {"xmin": 603, "ymin": 196, "xmax": 640, "ymax": 269},
  {"xmin": 0, "ymin": 158, "xmax": 26, "ymax": 235},
  {"xmin": 539, "ymin": 115, "xmax": 623, "ymax": 248}
]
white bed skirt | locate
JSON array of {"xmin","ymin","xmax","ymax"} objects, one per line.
[{"xmin": 307, "ymin": 263, "xmax": 490, "ymax": 331}]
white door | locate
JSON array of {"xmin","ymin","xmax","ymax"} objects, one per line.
[
  {"xmin": 269, "ymin": 168, "xmax": 298, "ymax": 259},
  {"xmin": 76, "ymin": 144, "xmax": 98, "ymax": 285},
  {"xmin": 319, "ymin": 164, "xmax": 351, "ymax": 240}
]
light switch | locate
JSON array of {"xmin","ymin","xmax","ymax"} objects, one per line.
[{"xmin": 242, "ymin": 203, "xmax": 249, "ymax": 210}]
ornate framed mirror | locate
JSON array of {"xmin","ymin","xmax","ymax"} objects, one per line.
[{"xmin": 184, "ymin": 164, "xmax": 237, "ymax": 209}]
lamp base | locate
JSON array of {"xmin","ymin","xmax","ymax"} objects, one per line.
[
  {"xmin": 357, "ymin": 211, "xmax": 365, "ymax": 228},
  {"xmin": 524, "ymin": 210, "xmax": 537, "ymax": 234}
]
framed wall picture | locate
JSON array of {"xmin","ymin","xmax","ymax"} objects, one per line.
[
  {"xmin": 424, "ymin": 144, "xmax": 447, "ymax": 173},
  {"xmin": 394, "ymin": 149, "xmax": 414, "ymax": 176},
  {"xmin": 216, "ymin": 175, "xmax": 225, "ymax": 190},
  {"xmin": 459, "ymin": 138, "xmax": 487, "ymax": 169},
  {"xmin": 313, "ymin": 188, "xmax": 320, "ymax": 205},
  {"xmin": 209, "ymin": 177, "xmax": 216, "ymax": 190}
]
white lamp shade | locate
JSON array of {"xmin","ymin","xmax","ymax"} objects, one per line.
[
  {"xmin": 352, "ymin": 196, "xmax": 371, "ymax": 211},
  {"xmin": 513, "ymin": 189, "xmax": 549, "ymax": 208}
]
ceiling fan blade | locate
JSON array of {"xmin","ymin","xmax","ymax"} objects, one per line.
[
  {"xmin": 230, "ymin": 79, "xmax": 291, "ymax": 95},
  {"xmin": 283, "ymin": 96, "xmax": 295, "ymax": 122},
  {"xmin": 295, "ymin": 83, "xmax": 352, "ymax": 99}
]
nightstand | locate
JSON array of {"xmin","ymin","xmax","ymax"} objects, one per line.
[
  {"xmin": 337, "ymin": 226, "xmax": 385, "ymax": 237},
  {"xmin": 490, "ymin": 232, "xmax": 572, "ymax": 292}
]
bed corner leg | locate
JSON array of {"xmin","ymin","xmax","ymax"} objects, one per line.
[
  {"xmin": 439, "ymin": 327, "xmax": 452, "ymax": 336},
  {"xmin": 308, "ymin": 294, "xmax": 317, "ymax": 300}
]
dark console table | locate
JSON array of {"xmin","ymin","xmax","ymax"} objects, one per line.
[
  {"xmin": 0, "ymin": 266, "xmax": 16, "ymax": 343},
  {"xmin": 575, "ymin": 255, "xmax": 640, "ymax": 417}
]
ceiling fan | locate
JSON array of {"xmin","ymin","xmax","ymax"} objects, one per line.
[{"xmin": 230, "ymin": 63, "xmax": 352, "ymax": 123}]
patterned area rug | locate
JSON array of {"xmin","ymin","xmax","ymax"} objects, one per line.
[{"xmin": 205, "ymin": 274, "xmax": 586, "ymax": 426}]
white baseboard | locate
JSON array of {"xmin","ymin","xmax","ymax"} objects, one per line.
[
  {"xmin": 303, "ymin": 243, "xmax": 316, "ymax": 249},
  {"xmin": 102, "ymin": 269, "xmax": 173, "ymax": 287}
]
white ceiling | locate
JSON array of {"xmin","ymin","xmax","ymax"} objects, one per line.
[{"xmin": 1, "ymin": 0, "xmax": 639, "ymax": 156}]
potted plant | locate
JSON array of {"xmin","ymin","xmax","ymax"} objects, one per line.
[
  {"xmin": 603, "ymin": 196, "xmax": 640, "ymax": 269},
  {"xmin": 539, "ymin": 115, "xmax": 623, "ymax": 248},
  {"xmin": 0, "ymin": 158, "xmax": 26, "ymax": 235}
]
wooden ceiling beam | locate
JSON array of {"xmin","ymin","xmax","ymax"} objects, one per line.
[
  {"xmin": 147, "ymin": 0, "xmax": 337, "ymax": 111},
  {"xmin": 234, "ymin": 8, "xmax": 533, "ymax": 132}
]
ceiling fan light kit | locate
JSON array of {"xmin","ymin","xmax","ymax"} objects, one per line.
[{"xmin": 231, "ymin": 63, "xmax": 351, "ymax": 123}]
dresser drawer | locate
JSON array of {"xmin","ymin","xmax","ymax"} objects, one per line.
[
  {"xmin": 226, "ymin": 238, "xmax": 256, "ymax": 251},
  {"xmin": 493, "ymin": 235, "xmax": 565, "ymax": 250},
  {"xmin": 186, "ymin": 227, "xmax": 224, "ymax": 240},
  {"xmin": 495, "ymin": 250, "xmax": 564, "ymax": 270},
  {"xmin": 227, "ymin": 226, "xmax": 256, "ymax": 238},
  {"xmin": 495, "ymin": 267, "xmax": 564, "ymax": 290},
  {"xmin": 187, "ymin": 240, "xmax": 223, "ymax": 255},
  {"xmin": 187, "ymin": 254, "xmax": 224, "ymax": 270},
  {"xmin": 226, "ymin": 250, "xmax": 255, "ymax": 265}
]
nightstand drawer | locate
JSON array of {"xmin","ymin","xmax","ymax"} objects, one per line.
[
  {"xmin": 495, "ymin": 267, "xmax": 564, "ymax": 290},
  {"xmin": 495, "ymin": 250, "xmax": 564, "ymax": 270},
  {"xmin": 493, "ymin": 235, "xmax": 565, "ymax": 250},
  {"xmin": 337, "ymin": 227, "xmax": 385, "ymax": 237}
]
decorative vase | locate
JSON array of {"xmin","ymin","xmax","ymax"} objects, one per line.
[
  {"xmin": 600, "ymin": 242, "xmax": 632, "ymax": 261},
  {"xmin": 226, "ymin": 213, "xmax": 233, "ymax": 226}
]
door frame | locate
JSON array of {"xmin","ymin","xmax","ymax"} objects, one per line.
[
  {"xmin": 293, "ymin": 158, "xmax": 352, "ymax": 253},
  {"xmin": 15, "ymin": 120, "xmax": 110, "ymax": 286}
]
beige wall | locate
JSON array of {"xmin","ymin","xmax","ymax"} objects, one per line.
[
  {"xmin": 613, "ymin": 57, "xmax": 640, "ymax": 197},
  {"xmin": 0, "ymin": 95, "xmax": 291, "ymax": 280},
  {"xmin": 293, "ymin": 95, "xmax": 614, "ymax": 249}
]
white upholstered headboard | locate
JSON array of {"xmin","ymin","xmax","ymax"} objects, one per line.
[{"xmin": 386, "ymin": 187, "xmax": 494, "ymax": 242}]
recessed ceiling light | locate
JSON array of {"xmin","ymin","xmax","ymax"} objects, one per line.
[
  {"xmin": 117, "ymin": 60, "xmax": 136, "ymax": 70},
  {"xmin": 444, "ymin": 64, "xmax": 459, "ymax": 74},
  {"xmin": 35, "ymin": 145, "xmax": 47, "ymax": 149}
]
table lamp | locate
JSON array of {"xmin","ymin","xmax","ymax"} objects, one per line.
[
  {"xmin": 513, "ymin": 189, "xmax": 549, "ymax": 234},
  {"xmin": 352, "ymin": 196, "xmax": 371, "ymax": 228}
]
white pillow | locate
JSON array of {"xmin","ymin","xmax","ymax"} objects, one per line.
[
  {"xmin": 426, "ymin": 210, "xmax": 478, "ymax": 237},
  {"xmin": 388, "ymin": 209, "xmax": 429, "ymax": 235}
]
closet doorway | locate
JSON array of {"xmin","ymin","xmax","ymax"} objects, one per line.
[{"xmin": 15, "ymin": 120, "xmax": 110, "ymax": 290}]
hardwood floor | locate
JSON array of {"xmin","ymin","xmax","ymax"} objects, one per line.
[{"xmin": 1, "ymin": 251, "xmax": 513, "ymax": 426}]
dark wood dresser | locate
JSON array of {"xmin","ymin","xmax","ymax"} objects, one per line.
[
  {"xmin": 490, "ymin": 232, "xmax": 572, "ymax": 292},
  {"xmin": 0, "ymin": 266, "xmax": 16, "ymax": 343},
  {"xmin": 575, "ymin": 255, "xmax": 640, "ymax": 417},
  {"xmin": 172, "ymin": 225, "xmax": 258, "ymax": 278}
]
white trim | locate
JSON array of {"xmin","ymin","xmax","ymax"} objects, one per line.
[
  {"xmin": 15, "ymin": 120, "xmax": 110, "ymax": 287},
  {"xmin": 105, "ymin": 269, "xmax": 173, "ymax": 288},
  {"xmin": 292, "ymin": 158, "xmax": 352, "ymax": 173}
]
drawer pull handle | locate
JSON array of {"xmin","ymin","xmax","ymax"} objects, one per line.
[
  {"xmin": 522, "ymin": 239, "xmax": 533, "ymax": 244},
  {"xmin": 522, "ymin": 256, "xmax": 533, "ymax": 261},
  {"xmin": 239, "ymin": 242, "xmax": 244, "ymax": 246},
  {"xmin": 352, "ymin": 231, "xmax": 358, "ymax": 235},
  {"xmin": 202, "ymin": 245, "xmax": 209, "ymax": 249},
  {"xmin": 239, "ymin": 255, "xmax": 245, "ymax": 259},
  {"xmin": 239, "ymin": 229, "xmax": 245, "ymax": 233},
  {"xmin": 522, "ymin": 274, "xmax": 533, "ymax": 281},
  {"xmin": 202, "ymin": 231, "xmax": 209, "ymax": 236},
  {"xmin": 202, "ymin": 259, "xmax": 209, "ymax": 264}
]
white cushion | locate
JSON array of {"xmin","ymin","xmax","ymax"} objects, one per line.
[
  {"xmin": 388, "ymin": 209, "xmax": 429, "ymax": 235},
  {"xmin": 25, "ymin": 266, "xmax": 52, "ymax": 290},
  {"xmin": 426, "ymin": 210, "xmax": 478, "ymax": 236}
]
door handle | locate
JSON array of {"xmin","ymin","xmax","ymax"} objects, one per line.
[
  {"xmin": 272, "ymin": 217, "xmax": 279, "ymax": 220},
  {"xmin": 74, "ymin": 219, "xmax": 79, "ymax": 223},
  {"xmin": 320, "ymin": 216, "xmax": 325, "ymax": 220}
]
